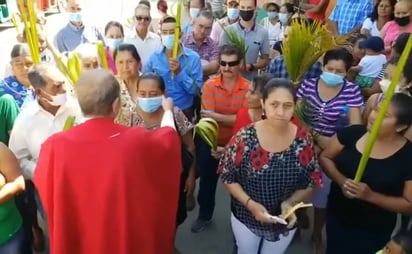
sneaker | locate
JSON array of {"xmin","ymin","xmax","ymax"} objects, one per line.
[{"xmin": 190, "ymin": 218, "xmax": 211, "ymax": 233}]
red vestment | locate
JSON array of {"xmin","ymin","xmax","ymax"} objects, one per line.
[{"xmin": 34, "ymin": 118, "xmax": 182, "ymax": 254}]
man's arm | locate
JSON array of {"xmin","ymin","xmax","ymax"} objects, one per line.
[
  {"xmin": 252, "ymin": 31, "xmax": 270, "ymax": 70},
  {"xmin": 174, "ymin": 54, "xmax": 204, "ymax": 95},
  {"xmin": 203, "ymin": 40, "xmax": 220, "ymax": 75}
]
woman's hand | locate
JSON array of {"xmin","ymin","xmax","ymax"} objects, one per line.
[
  {"xmin": 342, "ymin": 179, "xmax": 373, "ymax": 201},
  {"xmin": 211, "ymin": 146, "xmax": 225, "ymax": 159},
  {"xmin": 280, "ymin": 200, "xmax": 297, "ymax": 229},
  {"xmin": 247, "ymin": 200, "xmax": 273, "ymax": 224}
]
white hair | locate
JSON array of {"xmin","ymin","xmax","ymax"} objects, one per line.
[{"xmin": 74, "ymin": 43, "xmax": 99, "ymax": 60}]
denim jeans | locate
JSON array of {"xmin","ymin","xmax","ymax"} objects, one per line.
[
  {"xmin": 195, "ymin": 134, "xmax": 220, "ymax": 221},
  {"xmin": 0, "ymin": 227, "xmax": 32, "ymax": 254}
]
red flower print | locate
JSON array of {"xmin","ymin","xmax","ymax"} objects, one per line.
[
  {"xmin": 250, "ymin": 148, "xmax": 269, "ymax": 171},
  {"xmin": 234, "ymin": 141, "xmax": 245, "ymax": 166},
  {"xmin": 311, "ymin": 170, "xmax": 323, "ymax": 188},
  {"xmin": 296, "ymin": 126, "xmax": 308, "ymax": 140},
  {"xmin": 298, "ymin": 145, "xmax": 313, "ymax": 166}
]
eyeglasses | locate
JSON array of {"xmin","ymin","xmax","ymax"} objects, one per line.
[
  {"xmin": 220, "ymin": 60, "xmax": 240, "ymax": 67},
  {"xmin": 135, "ymin": 16, "xmax": 151, "ymax": 22}
]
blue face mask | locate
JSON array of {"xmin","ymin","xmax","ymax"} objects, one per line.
[
  {"xmin": 106, "ymin": 38, "xmax": 123, "ymax": 49},
  {"xmin": 161, "ymin": 34, "xmax": 175, "ymax": 50},
  {"xmin": 68, "ymin": 12, "xmax": 82, "ymax": 23},
  {"xmin": 227, "ymin": 8, "xmax": 239, "ymax": 20},
  {"xmin": 278, "ymin": 13, "xmax": 288, "ymax": 24},
  {"xmin": 267, "ymin": 11, "xmax": 278, "ymax": 19},
  {"xmin": 320, "ymin": 71, "xmax": 344, "ymax": 87},
  {"xmin": 138, "ymin": 96, "xmax": 163, "ymax": 113},
  {"xmin": 189, "ymin": 8, "xmax": 201, "ymax": 18}
]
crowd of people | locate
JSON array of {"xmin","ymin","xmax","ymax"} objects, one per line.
[{"xmin": 1, "ymin": 0, "xmax": 412, "ymax": 253}]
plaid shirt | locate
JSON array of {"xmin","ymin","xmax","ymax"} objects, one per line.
[
  {"xmin": 330, "ymin": 0, "xmax": 373, "ymax": 35},
  {"xmin": 268, "ymin": 55, "xmax": 322, "ymax": 80},
  {"xmin": 181, "ymin": 33, "xmax": 219, "ymax": 62}
]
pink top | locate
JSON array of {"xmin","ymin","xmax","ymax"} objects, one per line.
[
  {"xmin": 382, "ymin": 21, "xmax": 412, "ymax": 54},
  {"xmin": 105, "ymin": 47, "xmax": 118, "ymax": 75}
]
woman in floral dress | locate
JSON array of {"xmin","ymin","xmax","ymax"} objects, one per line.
[
  {"xmin": 218, "ymin": 78, "xmax": 321, "ymax": 254},
  {"xmin": 113, "ymin": 43, "xmax": 141, "ymax": 126}
]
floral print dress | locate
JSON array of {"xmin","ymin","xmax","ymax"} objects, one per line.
[
  {"xmin": 218, "ymin": 124, "xmax": 322, "ymax": 241},
  {"xmin": 115, "ymin": 79, "xmax": 137, "ymax": 127}
]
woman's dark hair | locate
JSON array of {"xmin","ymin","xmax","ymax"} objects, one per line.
[
  {"xmin": 11, "ymin": 43, "xmax": 31, "ymax": 58},
  {"xmin": 253, "ymin": 73, "xmax": 274, "ymax": 94},
  {"xmin": 139, "ymin": 0, "xmax": 151, "ymax": 8},
  {"xmin": 265, "ymin": 2, "xmax": 280, "ymax": 12},
  {"xmin": 113, "ymin": 43, "xmax": 141, "ymax": 62},
  {"xmin": 189, "ymin": 0, "xmax": 206, "ymax": 9},
  {"xmin": 392, "ymin": 232, "xmax": 412, "ymax": 253},
  {"xmin": 369, "ymin": 0, "xmax": 396, "ymax": 22},
  {"xmin": 262, "ymin": 78, "xmax": 297, "ymax": 103},
  {"xmin": 388, "ymin": 54, "xmax": 400, "ymax": 65},
  {"xmin": 157, "ymin": 0, "xmax": 168, "ymax": 13},
  {"xmin": 349, "ymin": 33, "xmax": 368, "ymax": 45},
  {"xmin": 104, "ymin": 21, "xmax": 124, "ymax": 37},
  {"xmin": 323, "ymin": 48, "xmax": 354, "ymax": 71},
  {"xmin": 281, "ymin": 3, "xmax": 295, "ymax": 14},
  {"xmin": 391, "ymin": 93, "xmax": 412, "ymax": 128},
  {"xmin": 138, "ymin": 72, "xmax": 166, "ymax": 92},
  {"xmin": 219, "ymin": 44, "xmax": 243, "ymax": 61},
  {"xmin": 393, "ymin": 33, "xmax": 411, "ymax": 56},
  {"xmin": 403, "ymin": 54, "xmax": 412, "ymax": 93}
]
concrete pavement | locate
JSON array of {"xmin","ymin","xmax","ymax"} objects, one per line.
[{"xmin": 0, "ymin": 1, "xmax": 313, "ymax": 253}]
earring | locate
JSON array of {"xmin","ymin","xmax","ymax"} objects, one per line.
[{"xmin": 261, "ymin": 111, "xmax": 266, "ymax": 120}]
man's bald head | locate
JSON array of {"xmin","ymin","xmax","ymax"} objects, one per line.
[{"xmin": 75, "ymin": 69, "xmax": 120, "ymax": 117}]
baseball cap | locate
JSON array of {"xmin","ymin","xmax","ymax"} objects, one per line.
[{"xmin": 359, "ymin": 36, "xmax": 385, "ymax": 52}]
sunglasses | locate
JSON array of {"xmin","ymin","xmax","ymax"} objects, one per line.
[
  {"xmin": 135, "ymin": 16, "xmax": 151, "ymax": 22},
  {"xmin": 220, "ymin": 60, "xmax": 240, "ymax": 67}
]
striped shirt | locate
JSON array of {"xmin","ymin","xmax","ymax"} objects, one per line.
[
  {"xmin": 202, "ymin": 74, "xmax": 249, "ymax": 146},
  {"xmin": 297, "ymin": 78, "xmax": 364, "ymax": 137}
]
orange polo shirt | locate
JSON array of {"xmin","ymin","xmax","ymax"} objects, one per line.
[{"xmin": 202, "ymin": 74, "xmax": 249, "ymax": 146}]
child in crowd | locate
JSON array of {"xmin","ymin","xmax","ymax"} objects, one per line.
[
  {"xmin": 376, "ymin": 232, "xmax": 412, "ymax": 254},
  {"xmin": 351, "ymin": 36, "xmax": 387, "ymax": 89}
]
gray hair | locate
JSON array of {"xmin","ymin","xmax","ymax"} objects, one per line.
[
  {"xmin": 197, "ymin": 9, "xmax": 214, "ymax": 21},
  {"xmin": 11, "ymin": 43, "xmax": 31, "ymax": 59},
  {"xmin": 74, "ymin": 43, "xmax": 99, "ymax": 60},
  {"xmin": 28, "ymin": 62, "xmax": 66, "ymax": 89},
  {"xmin": 75, "ymin": 69, "xmax": 120, "ymax": 117}
]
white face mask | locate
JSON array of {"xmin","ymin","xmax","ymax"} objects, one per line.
[
  {"xmin": 379, "ymin": 79, "xmax": 401, "ymax": 94},
  {"xmin": 48, "ymin": 93, "xmax": 67, "ymax": 106}
]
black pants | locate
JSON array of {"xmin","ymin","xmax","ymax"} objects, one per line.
[
  {"xmin": 14, "ymin": 180, "xmax": 37, "ymax": 246},
  {"xmin": 195, "ymin": 134, "xmax": 220, "ymax": 221},
  {"xmin": 176, "ymin": 172, "xmax": 188, "ymax": 227}
]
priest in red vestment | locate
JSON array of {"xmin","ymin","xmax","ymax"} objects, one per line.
[{"xmin": 34, "ymin": 70, "xmax": 182, "ymax": 254}]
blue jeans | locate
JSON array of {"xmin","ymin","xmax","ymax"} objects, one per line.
[
  {"xmin": 0, "ymin": 227, "xmax": 32, "ymax": 254},
  {"xmin": 195, "ymin": 134, "xmax": 220, "ymax": 221}
]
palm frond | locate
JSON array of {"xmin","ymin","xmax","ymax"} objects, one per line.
[{"xmin": 220, "ymin": 23, "xmax": 248, "ymax": 60}]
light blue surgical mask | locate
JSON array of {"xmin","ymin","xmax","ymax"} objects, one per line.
[
  {"xmin": 320, "ymin": 71, "xmax": 344, "ymax": 87},
  {"xmin": 161, "ymin": 34, "xmax": 175, "ymax": 50},
  {"xmin": 138, "ymin": 96, "xmax": 163, "ymax": 113},
  {"xmin": 267, "ymin": 11, "xmax": 278, "ymax": 19},
  {"xmin": 227, "ymin": 8, "xmax": 239, "ymax": 20},
  {"xmin": 189, "ymin": 8, "xmax": 201, "ymax": 18},
  {"xmin": 106, "ymin": 38, "xmax": 123, "ymax": 49},
  {"xmin": 68, "ymin": 12, "xmax": 82, "ymax": 23},
  {"xmin": 278, "ymin": 13, "xmax": 288, "ymax": 24}
]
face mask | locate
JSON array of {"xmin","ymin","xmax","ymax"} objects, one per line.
[
  {"xmin": 227, "ymin": 8, "xmax": 239, "ymax": 20},
  {"xmin": 161, "ymin": 34, "xmax": 175, "ymax": 50},
  {"xmin": 278, "ymin": 13, "xmax": 288, "ymax": 24},
  {"xmin": 42, "ymin": 92, "xmax": 67, "ymax": 106},
  {"xmin": 320, "ymin": 71, "xmax": 344, "ymax": 87},
  {"xmin": 379, "ymin": 79, "xmax": 401, "ymax": 94},
  {"xmin": 239, "ymin": 10, "xmax": 254, "ymax": 22},
  {"xmin": 106, "ymin": 38, "xmax": 123, "ymax": 49},
  {"xmin": 138, "ymin": 96, "xmax": 162, "ymax": 113},
  {"xmin": 189, "ymin": 8, "xmax": 201, "ymax": 18},
  {"xmin": 68, "ymin": 12, "xmax": 82, "ymax": 23},
  {"xmin": 267, "ymin": 11, "xmax": 278, "ymax": 19},
  {"xmin": 394, "ymin": 16, "xmax": 410, "ymax": 26}
]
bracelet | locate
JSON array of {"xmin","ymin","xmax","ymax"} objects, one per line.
[{"xmin": 245, "ymin": 197, "xmax": 252, "ymax": 208}]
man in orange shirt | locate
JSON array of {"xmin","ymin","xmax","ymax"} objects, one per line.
[{"xmin": 191, "ymin": 44, "xmax": 249, "ymax": 233}]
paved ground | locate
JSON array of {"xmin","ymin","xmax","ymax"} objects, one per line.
[{"xmin": 0, "ymin": 1, "xmax": 313, "ymax": 253}]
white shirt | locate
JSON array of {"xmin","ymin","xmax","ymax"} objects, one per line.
[
  {"xmin": 362, "ymin": 18, "xmax": 381, "ymax": 37},
  {"xmin": 124, "ymin": 31, "xmax": 163, "ymax": 66},
  {"xmin": 261, "ymin": 17, "xmax": 282, "ymax": 45},
  {"xmin": 359, "ymin": 54, "xmax": 387, "ymax": 77},
  {"xmin": 9, "ymin": 97, "xmax": 83, "ymax": 179}
]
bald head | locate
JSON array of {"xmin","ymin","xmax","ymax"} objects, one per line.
[{"xmin": 75, "ymin": 69, "xmax": 120, "ymax": 117}]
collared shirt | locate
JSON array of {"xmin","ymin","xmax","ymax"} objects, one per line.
[
  {"xmin": 268, "ymin": 55, "xmax": 322, "ymax": 80},
  {"xmin": 0, "ymin": 76, "xmax": 35, "ymax": 108},
  {"xmin": 210, "ymin": 17, "xmax": 231, "ymax": 42},
  {"xmin": 220, "ymin": 22, "xmax": 270, "ymax": 80},
  {"xmin": 142, "ymin": 46, "xmax": 203, "ymax": 110},
  {"xmin": 55, "ymin": 22, "xmax": 104, "ymax": 52},
  {"xmin": 181, "ymin": 33, "xmax": 219, "ymax": 62},
  {"xmin": 330, "ymin": 0, "xmax": 373, "ymax": 35},
  {"xmin": 115, "ymin": 78, "xmax": 137, "ymax": 127},
  {"xmin": 9, "ymin": 98, "xmax": 82, "ymax": 179},
  {"xmin": 202, "ymin": 74, "xmax": 249, "ymax": 146},
  {"xmin": 124, "ymin": 31, "xmax": 163, "ymax": 65}
]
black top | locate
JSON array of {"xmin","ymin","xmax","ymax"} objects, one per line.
[{"xmin": 328, "ymin": 125, "xmax": 412, "ymax": 232}]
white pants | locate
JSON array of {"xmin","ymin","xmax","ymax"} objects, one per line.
[{"xmin": 231, "ymin": 214, "xmax": 296, "ymax": 254}]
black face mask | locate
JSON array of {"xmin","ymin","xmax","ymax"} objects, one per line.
[
  {"xmin": 239, "ymin": 10, "xmax": 255, "ymax": 21},
  {"xmin": 394, "ymin": 16, "xmax": 410, "ymax": 26}
]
